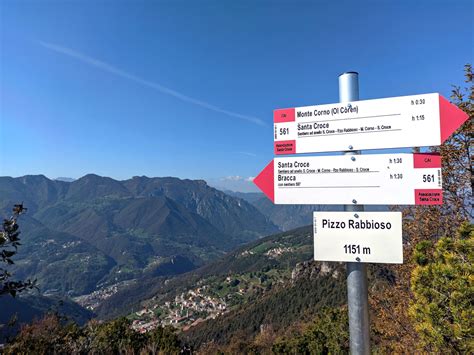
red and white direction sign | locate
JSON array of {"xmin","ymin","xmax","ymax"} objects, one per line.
[
  {"xmin": 253, "ymin": 153, "xmax": 442, "ymax": 205},
  {"xmin": 274, "ymin": 93, "xmax": 468, "ymax": 154},
  {"xmin": 313, "ymin": 211, "xmax": 403, "ymax": 264}
]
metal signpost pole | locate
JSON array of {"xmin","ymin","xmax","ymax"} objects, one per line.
[{"xmin": 339, "ymin": 72, "xmax": 370, "ymax": 355}]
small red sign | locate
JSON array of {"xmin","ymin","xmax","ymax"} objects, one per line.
[
  {"xmin": 414, "ymin": 189, "xmax": 443, "ymax": 205},
  {"xmin": 413, "ymin": 153, "xmax": 441, "ymax": 169},
  {"xmin": 274, "ymin": 108, "xmax": 295, "ymax": 123},
  {"xmin": 274, "ymin": 140, "xmax": 296, "ymax": 155}
]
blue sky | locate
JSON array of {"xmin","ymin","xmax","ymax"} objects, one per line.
[{"xmin": 1, "ymin": 0, "xmax": 472, "ymax": 192}]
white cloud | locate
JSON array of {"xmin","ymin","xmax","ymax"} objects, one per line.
[
  {"xmin": 219, "ymin": 175, "xmax": 254, "ymax": 182},
  {"xmin": 221, "ymin": 175, "xmax": 244, "ymax": 181},
  {"xmin": 38, "ymin": 41, "xmax": 266, "ymax": 126},
  {"xmin": 207, "ymin": 176, "xmax": 259, "ymax": 193}
]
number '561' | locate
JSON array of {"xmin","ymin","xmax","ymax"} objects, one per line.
[{"xmin": 423, "ymin": 174, "xmax": 435, "ymax": 183}]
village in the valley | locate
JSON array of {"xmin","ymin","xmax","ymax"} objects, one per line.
[
  {"xmin": 130, "ymin": 246, "xmax": 301, "ymax": 333},
  {"xmin": 130, "ymin": 285, "xmax": 229, "ymax": 333}
]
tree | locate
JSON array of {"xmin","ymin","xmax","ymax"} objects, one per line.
[
  {"xmin": 271, "ymin": 307, "xmax": 349, "ymax": 354},
  {"xmin": 5, "ymin": 314, "xmax": 184, "ymax": 354},
  {"xmin": 369, "ymin": 64, "xmax": 473, "ymax": 352},
  {"xmin": 431, "ymin": 64, "xmax": 473, "ymax": 233},
  {"xmin": 146, "ymin": 325, "xmax": 181, "ymax": 354},
  {"xmin": 0, "ymin": 204, "xmax": 36, "ymax": 297},
  {"xmin": 3, "ymin": 314, "xmax": 84, "ymax": 354},
  {"xmin": 87, "ymin": 317, "xmax": 147, "ymax": 354},
  {"xmin": 409, "ymin": 222, "xmax": 473, "ymax": 353}
]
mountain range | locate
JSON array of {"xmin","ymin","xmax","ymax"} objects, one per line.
[{"xmin": 0, "ymin": 174, "xmax": 278, "ymax": 297}]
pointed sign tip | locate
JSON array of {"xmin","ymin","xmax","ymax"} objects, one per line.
[
  {"xmin": 439, "ymin": 95, "xmax": 469, "ymax": 143},
  {"xmin": 253, "ymin": 160, "xmax": 274, "ymax": 203}
]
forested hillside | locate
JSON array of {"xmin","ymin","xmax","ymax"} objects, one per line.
[
  {"xmin": 97, "ymin": 224, "xmax": 399, "ymax": 351},
  {"xmin": 94, "ymin": 226, "xmax": 315, "ymax": 319}
]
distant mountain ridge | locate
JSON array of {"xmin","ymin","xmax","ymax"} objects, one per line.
[{"xmin": 0, "ymin": 174, "xmax": 278, "ymax": 298}]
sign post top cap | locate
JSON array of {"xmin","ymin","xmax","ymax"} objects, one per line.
[{"xmin": 339, "ymin": 71, "xmax": 359, "ymax": 77}]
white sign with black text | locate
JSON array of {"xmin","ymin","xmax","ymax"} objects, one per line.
[
  {"xmin": 273, "ymin": 93, "xmax": 468, "ymax": 154},
  {"xmin": 253, "ymin": 153, "xmax": 443, "ymax": 205},
  {"xmin": 313, "ymin": 211, "xmax": 403, "ymax": 264}
]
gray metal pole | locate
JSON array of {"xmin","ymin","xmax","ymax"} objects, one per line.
[{"xmin": 339, "ymin": 72, "xmax": 370, "ymax": 355}]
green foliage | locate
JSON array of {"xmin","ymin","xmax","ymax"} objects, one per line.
[
  {"xmin": 88, "ymin": 317, "xmax": 147, "ymax": 354},
  {"xmin": 147, "ymin": 326, "xmax": 182, "ymax": 354},
  {"xmin": 409, "ymin": 222, "xmax": 474, "ymax": 353},
  {"xmin": 272, "ymin": 307, "xmax": 349, "ymax": 354},
  {"xmin": 5, "ymin": 314, "xmax": 183, "ymax": 354},
  {"xmin": 412, "ymin": 240, "xmax": 433, "ymax": 266},
  {"xmin": 1, "ymin": 204, "xmax": 36, "ymax": 297},
  {"xmin": 4, "ymin": 314, "xmax": 84, "ymax": 354}
]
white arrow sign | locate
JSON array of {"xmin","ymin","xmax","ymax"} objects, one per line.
[
  {"xmin": 274, "ymin": 93, "xmax": 468, "ymax": 154},
  {"xmin": 313, "ymin": 211, "xmax": 403, "ymax": 264},
  {"xmin": 254, "ymin": 153, "xmax": 442, "ymax": 205}
]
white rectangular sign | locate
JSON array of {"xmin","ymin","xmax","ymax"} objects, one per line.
[
  {"xmin": 272, "ymin": 153, "xmax": 442, "ymax": 205},
  {"xmin": 313, "ymin": 211, "xmax": 403, "ymax": 264},
  {"xmin": 273, "ymin": 93, "xmax": 468, "ymax": 154}
]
